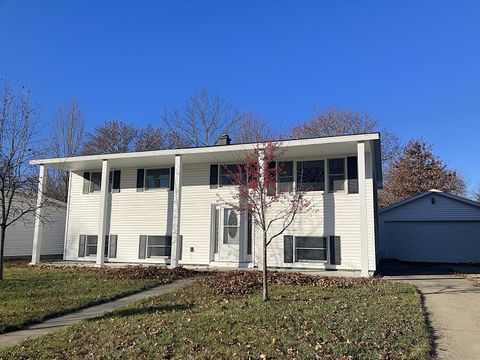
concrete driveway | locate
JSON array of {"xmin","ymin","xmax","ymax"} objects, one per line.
[{"xmin": 382, "ymin": 262, "xmax": 480, "ymax": 360}]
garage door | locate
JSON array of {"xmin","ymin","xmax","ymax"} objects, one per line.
[{"xmin": 383, "ymin": 221, "xmax": 480, "ymax": 263}]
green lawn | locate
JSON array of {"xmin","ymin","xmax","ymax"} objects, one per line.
[
  {"xmin": 0, "ymin": 262, "xmax": 195, "ymax": 334},
  {"xmin": 0, "ymin": 274, "xmax": 432, "ymax": 359}
]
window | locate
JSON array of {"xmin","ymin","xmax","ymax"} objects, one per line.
[
  {"xmin": 84, "ymin": 171, "xmax": 120, "ymax": 193},
  {"xmin": 223, "ymin": 208, "xmax": 239, "ymax": 244},
  {"xmin": 108, "ymin": 170, "xmax": 121, "ymax": 192},
  {"xmin": 277, "ymin": 161, "xmax": 293, "ymax": 193},
  {"xmin": 297, "ymin": 160, "xmax": 325, "ymax": 191},
  {"xmin": 295, "ymin": 236, "xmax": 327, "ymax": 261},
  {"xmin": 145, "ymin": 168, "xmax": 170, "ymax": 189},
  {"xmin": 86, "ymin": 235, "xmax": 98, "ymax": 256},
  {"xmin": 328, "ymin": 159, "xmax": 345, "ymax": 192},
  {"xmin": 147, "ymin": 236, "xmax": 172, "ymax": 257},
  {"xmin": 90, "ymin": 172, "xmax": 102, "ymax": 193},
  {"xmin": 219, "ymin": 164, "xmax": 244, "ymax": 186},
  {"xmin": 347, "ymin": 156, "xmax": 358, "ymax": 194}
]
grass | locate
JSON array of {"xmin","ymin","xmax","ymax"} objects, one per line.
[
  {"xmin": 0, "ymin": 262, "xmax": 193, "ymax": 334},
  {"xmin": 0, "ymin": 276, "xmax": 432, "ymax": 359}
]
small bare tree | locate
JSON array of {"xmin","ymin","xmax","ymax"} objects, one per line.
[
  {"xmin": 220, "ymin": 142, "xmax": 313, "ymax": 301},
  {"xmin": 0, "ymin": 81, "xmax": 48, "ymax": 280},
  {"xmin": 163, "ymin": 90, "xmax": 242, "ymax": 147},
  {"xmin": 49, "ymin": 99, "xmax": 85, "ymax": 201}
]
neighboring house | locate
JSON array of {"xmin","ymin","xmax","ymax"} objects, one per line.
[
  {"xmin": 379, "ymin": 189, "xmax": 480, "ymax": 263},
  {"xmin": 4, "ymin": 197, "xmax": 66, "ymax": 258},
  {"xmin": 29, "ymin": 133, "xmax": 382, "ymax": 276}
]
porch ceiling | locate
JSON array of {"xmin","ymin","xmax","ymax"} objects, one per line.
[{"xmin": 30, "ymin": 133, "xmax": 379, "ymax": 172}]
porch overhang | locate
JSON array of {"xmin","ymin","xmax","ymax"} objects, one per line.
[{"xmin": 30, "ymin": 133, "xmax": 381, "ymax": 174}]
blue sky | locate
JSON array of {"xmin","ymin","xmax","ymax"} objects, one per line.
[{"xmin": 1, "ymin": 1, "xmax": 479, "ymax": 191}]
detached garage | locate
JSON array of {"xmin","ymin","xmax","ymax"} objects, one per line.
[{"xmin": 379, "ymin": 189, "xmax": 480, "ymax": 263}]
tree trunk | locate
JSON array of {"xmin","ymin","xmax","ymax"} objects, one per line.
[
  {"xmin": 0, "ymin": 226, "xmax": 5, "ymax": 281},
  {"xmin": 262, "ymin": 232, "xmax": 268, "ymax": 301}
]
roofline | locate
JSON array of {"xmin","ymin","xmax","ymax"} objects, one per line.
[
  {"xmin": 30, "ymin": 132, "xmax": 380, "ymax": 165},
  {"xmin": 379, "ymin": 189, "xmax": 480, "ymax": 213}
]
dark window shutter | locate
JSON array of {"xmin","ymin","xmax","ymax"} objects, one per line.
[
  {"xmin": 329, "ymin": 236, "xmax": 341, "ymax": 265},
  {"xmin": 113, "ymin": 170, "xmax": 121, "ymax": 192},
  {"xmin": 109, "ymin": 235, "xmax": 118, "ymax": 258},
  {"xmin": 136, "ymin": 169, "xmax": 145, "ymax": 192},
  {"xmin": 284, "ymin": 235, "xmax": 294, "ymax": 263},
  {"xmin": 139, "ymin": 235, "xmax": 147, "ymax": 259},
  {"xmin": 104, "ymin": 235, "xmax": 109, "ymax": 257},
  {"xmin": 347, "ymin": 157, "xmax": 358, "ymax": 194},
  {"xmin": 78, "ymin": 235, "xmax": 86, "ymax": 257},
  {"xmin": 83, "ymin": 172, "xmax": 90, "ymax": 194},
  {"xmin": 210, "ymin": 164, "xmax": 219, "ymax": 188},
  {"xmin": 267, "ymin": 161, "xmax": 276, "ymax": 196},
  {"xmin": 170, "ymin": 167, "xmax": 175, "ymax": 191}
]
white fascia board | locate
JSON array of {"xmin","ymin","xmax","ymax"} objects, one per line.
[{"xmin": 30, "ymin": 133, "xmax": 380, "ymax": 167}]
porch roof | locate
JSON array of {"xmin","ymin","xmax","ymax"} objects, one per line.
[{"xmin": 30, "ymin": 133, "xmax": 381, "ymax": 172}]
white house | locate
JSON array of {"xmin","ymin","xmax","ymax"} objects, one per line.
[
  {"xmin": 4, "ymin": 198, "xmax": 66, "ymax": 258},
  {"xmin": 379, "ymin": 189, "xmax": 480, "ymax": 263},
  {"xmin": 29, "ymin": 133, "xmax": 383, "ymax": 276}
]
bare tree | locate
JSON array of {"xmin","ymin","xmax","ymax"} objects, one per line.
[
  {"xmin": 220, "ymin": 142, "xmax": 313, "ymax": 301},
  {"xmin": 233, "ymin": 112, "xmax": 279, "ymax": 143},
  {"xmin": 291, "ymin": 106, "xmax": 402, "ymax": 168},
  {"xmin": 474, "ymin": 186, "xmax": 480, "ymax": 202},
  {"xmin": 163, "ymin": 90, "xmax": 242, "ymax": 147},
  {"xmin": 380, "ymin": 139, "xmax": 466, "ymax": 207},
  {"xmin": 49, "ymin": 99, "xmax": 85, "ymax": 201},
  {"xmin": 135, "ymin": 123, "xmax": 189, "ymax": 151},
  {"xmin": 0, "ymin": 81, "xmax": 48, "ymax": 280},
  {"xmin": 83, "ymin": 120, "xmax": 138, "ymax": 155}
]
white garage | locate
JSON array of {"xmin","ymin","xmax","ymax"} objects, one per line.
[{"xmin": 379, "ymin": 189, "xmax": 480, "ymax": 263}]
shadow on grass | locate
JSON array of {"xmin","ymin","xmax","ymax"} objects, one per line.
[{"xmin": 101, "ymin": 303, "xmax": 195, "ymax": 319}]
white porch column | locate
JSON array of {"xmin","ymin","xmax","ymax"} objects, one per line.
[
  {"xmin": 357, "ymin": 141, "xmax": 369, "ymax": 277},
  {"xmin": 30, "ymin": 165, "xmax": 47, "ymax": 265},
  {"xmin": 256, "ymin": 149, "xmax": 266, "ymax": 269},
  {"xmin": 96, "ymin": 160, "xmax": 110, "ymax": 267},
  {"xmin": 170, "ymin": 154, "xmax": 182, "ymax": 267}
]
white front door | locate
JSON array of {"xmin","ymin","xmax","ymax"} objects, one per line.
[{"xmin": 211, "ymin": 204, "xmax": 253, "ymax": 263}]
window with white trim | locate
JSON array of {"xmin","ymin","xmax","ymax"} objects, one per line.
[
  {"xmin": 147, "ymin": 235, "xmax": 172, "ymax": 257},
  {"xmin": 296, "ymin": 160, "xmax": 325, "ymax": 191},
  {"xmin": 328, "ymin": 159, "xmax": 345, "ymax": 192},
  {"xmin": 295, "ymin": 236, "xmax": 327, "ymax": 261},
  {"xmin": 86, "ymin": 235, "xmax": 98, "ymax": 256},
  {"xmin": 277, "ymin": 161, "xmax": 294, "ymax": 193},
  {"xmin": 145, "ymin": 168, "xmax": 170, "ymax": 189}
]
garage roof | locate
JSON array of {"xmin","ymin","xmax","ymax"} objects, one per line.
[{"xmin": 379, "ymin": 189, "xmax": 480, "ymax": 213}]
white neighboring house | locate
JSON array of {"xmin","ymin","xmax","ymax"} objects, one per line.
[
  {"xmin": 379, "ymin": 189, "xmax": 480, "ymax": 263},
  {"xmin": 4, "ymin": 197, "xmax": 66, "ymax": 258},
  {"xmin": 28, "ymin": 133, "xmax": 382, "ymax": 276}
]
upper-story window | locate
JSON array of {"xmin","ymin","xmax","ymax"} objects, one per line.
[
  {"xmin": 145, "ymin": 168, "xmax": 170, "ymax": 189},
  {"xmin": 83, "ymin": 170, "xmax": 121, "ymax": 194},
  {"xmin": 277, "ymin": 161, "xmax": 294, "ymax": 193},
  {"xmin": 219, "ymin": 164, "xmax": 247, "ymax": 186},
  {"xmin": 296, "ymin": 160, "xmax": 325, "ymax": 191},
  {"xmin": 328, "ymin": 159, "xmax": 345, "ymax": 192}
]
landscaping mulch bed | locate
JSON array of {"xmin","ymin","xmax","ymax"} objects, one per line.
[{"xmin": 197, "ymin": 270, "xmax": 380, "ymax": 296}]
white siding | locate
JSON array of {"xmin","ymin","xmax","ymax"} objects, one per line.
[
  {"xmin": 5, "ymin": 204, "xmax": 66, "ymax": 257},
  {"xmin": 65, "ymin": 150, "xmax": 378, "ymax": 271},
  {"xmin": 255, "ymin": 152, "xmax": 376, "ymax": 271}
]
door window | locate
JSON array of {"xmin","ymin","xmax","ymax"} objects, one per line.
[{"xmin": 223, "ymin": 209, "xmax": 239, "ymax": 244}]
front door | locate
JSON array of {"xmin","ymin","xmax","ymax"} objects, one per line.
[{"xmin": 212, "ymin": 204, "xmax": 244, "ymax": 262}]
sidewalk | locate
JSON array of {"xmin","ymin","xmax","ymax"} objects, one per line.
[{"xmin": 0, "ymin": 278, "xmax": 194, "ymax": 349}]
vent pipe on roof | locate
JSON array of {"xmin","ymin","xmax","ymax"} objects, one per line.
[{"xmin": 217, "ymin": 133, "xmax": 231, "ymax": 145}]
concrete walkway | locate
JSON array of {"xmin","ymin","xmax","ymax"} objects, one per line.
[
  {"xmin": 383, "ymin": 263, "xmax": 480, "ymax": 360},
  {"xmin": 0, "ymin": 278, "xmax": 193, "ymax": 349}
]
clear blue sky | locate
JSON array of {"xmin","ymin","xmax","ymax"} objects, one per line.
[{"xmin": 1, "ymin": 1, "xmax": 479, "ymax": 191}]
